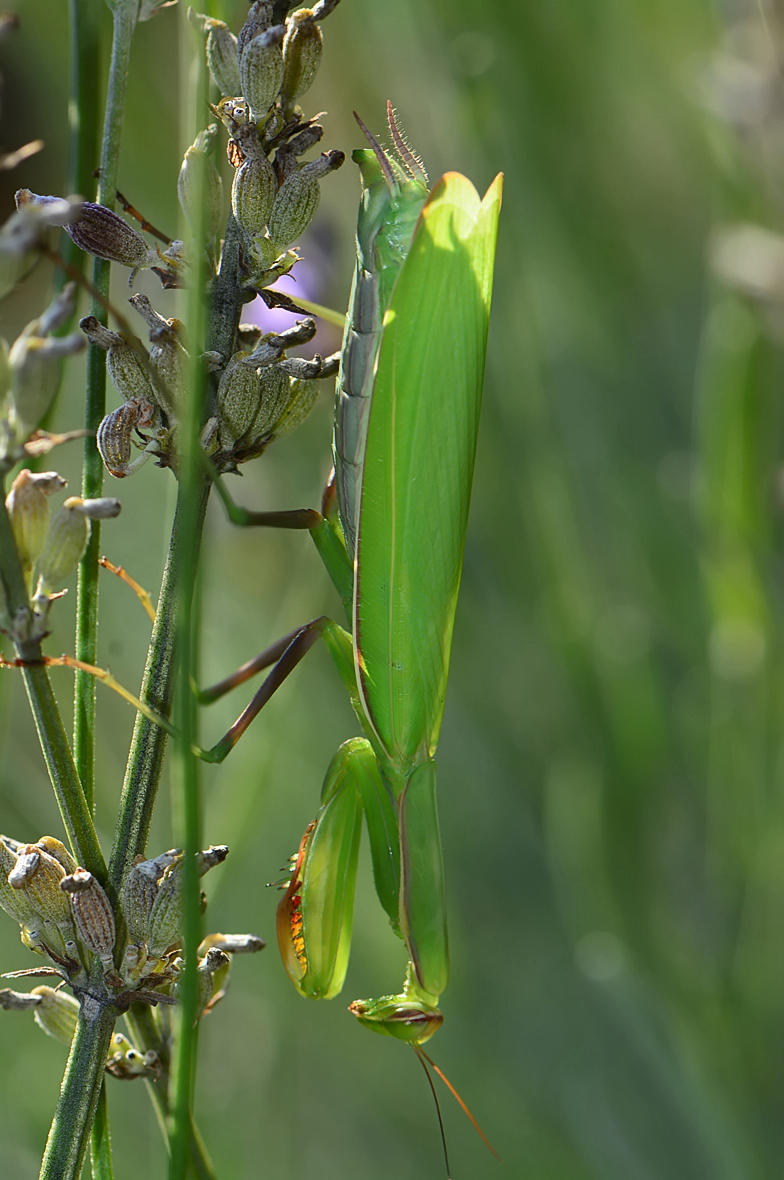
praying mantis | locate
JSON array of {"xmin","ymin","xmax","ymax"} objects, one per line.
[{"xmin": 256, "ymin": 105, "xmax": 502, "ymax": 1038}]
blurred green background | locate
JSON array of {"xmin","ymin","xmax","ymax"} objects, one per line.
[{"xmin": 2, "ymin": 0, "xmax": 784, "ymax": 1176}]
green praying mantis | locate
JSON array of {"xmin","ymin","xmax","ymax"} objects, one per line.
[{"xmin": 274, "ymin": 107, "xmax": 502, "ymax": 1043}]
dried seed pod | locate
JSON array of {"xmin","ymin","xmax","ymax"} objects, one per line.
[
  {"xmin": 267, "ymin": 171, "xmax": 318, "ymax": 249},
  {"xmin": 147, "ymin": 846, "xmax": 228, "ymax": 957},
  {"xmin": 0, "ymin": 987, "xmax": 42, "ymax": 1010},
  {"xmin": 216, "ymin": 356, "xmax": 263, "ymax": 447},
  {"xmin": 96, "ymin": 399, "xmax": 158, "ymax": 480},
  {"xmin": 60, "ymin": 868, "xmax": 116, "ymax": 974},
  {"xmin": 31, "ymin": 985, "xmax": 79, "ymax": 1044},
  {"xmin": 0, "ymin": 837, "xmax": 39, "ymax": 926},
  {"xmin": 267, "ymin": 149, "xmax": 344, "ymax": 251},
  {"xmin": 8, "ymin": 844, "xmax": 78, "ymax": 963},
  {"xmin": 5, "ymin": 468, "xmax": 51, "ymax": 584},
  {"xmin": 240, "ymin": 25, "xmax": 284, "ymax": 123},
  {"xmin": 246, "ymin": 365, "xmax": 291, "ymax": 442},
  {"xmin": 146, "ymin": 873, "xmax": 183, "ymax": 958},
  {"xmin": 35, "ymin": 836, "xmax": 78, "ymax": 875},
  {"xmin": 35, "ymin": 498, "xmax": 89, "ymax": 591},
  {"xmin": 231, "ymin": 128, "xmax": 277, "ymax": 238},
  {"xmin": 281, "ymin": 9, "xmax": 323, "ymax": 105},
  {"xmin": 267, "ymin": 376, "xmax": 320, "ymax": 442},
  {"xmin": 198, "ymin": 932, "xmax": 266, "ymax": 955},
  {"xmin": 178, "ymin": 126, "xmax": 224, "ymax": 246},
  {"xmin": 10, "ymin": 845, "xmax": 74, "ymax": 931},
  {"xmin": 122, "ymin": 856, "xmax": 162, "ymax": 944},
  {"xmin": 64, "ymin": 202, "xmax": 158, "ymax": 271},
  {"xmin": 204, "ymin": 17, "xmax": 242, "ymax": 96},
  {"xmin": 237, "ymin": 0, "xmax": 273, "ymax": 57},
  {"xmin": 193, "ymin": 946, "xmax": 230, "ymax": 1018},
  {"xmin": 79, "ymin": 316, "xmax": 159, "ymax": 407}
]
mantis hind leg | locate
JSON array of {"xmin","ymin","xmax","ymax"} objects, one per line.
[{"xmin": 196, "ymin": 617, "xmax": 331, "ymax": 763}]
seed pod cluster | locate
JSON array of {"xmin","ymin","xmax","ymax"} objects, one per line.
[
  {"xmin": 120, "ymin": 845, "xmax": 229, "ymax": 981},
  {"xmin": 0, "ymin": 838, "xmax": 79, "ymax": 966},
  {"xmin": 0, "ymin": 835, "xmax": 262, "ymax": 1044},
  {"xmin": 200, "ymin": 0, "xmax": 344, "ymax": 289},
  {"xmin": 212, "ymin": 318, "xmax": 332, "ymax": 461}
]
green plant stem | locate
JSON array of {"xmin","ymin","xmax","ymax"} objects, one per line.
[
  {"xmin": 125, "ymin": 1006, "xmax": 217, "ymax": 1180},
  {"xmin": 107, "ymin": 477, "xmax": 210, "ymax": 895},
  {"xmin": 0, "ymin": 485, "xmax": 106, "ymax": 878},
  {"xmin": 90, "ymin": 1081, "xmax": 114, "ymax": 1180},
  {"xmin": 74, "ymin": 0, "xmax": 135, "ymax": 811},
  {"xmin": 169, "ymin": 28, "xmax": 210, "ymax": 1175},
  {"xmin": 38, "ymin": 991, "xmax": 118, "ymax": 1180}
]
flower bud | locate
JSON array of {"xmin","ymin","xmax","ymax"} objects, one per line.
[
  {"xmin": 231, "ymin": 129, "xmax": 277, "ymax": 239},
  {"xmin": 35, "ymin": 498, "xmax": 89, "ymax": 591},
  {"xmin": 190, "ymin": 946, "xmax": 230, "ymax": 1019},
  {"xmin": 281, "ymin": 9, "xmax": 323, "ymax": 105},
  {"xmin": 7, "ymin": 286, "xmax": 84, "ymax": 437},
  {"xmin": 178, "ymin": 126, "xmax": 224, "ymax": 246},
  {"xmin": 106, "ymin": 1031, "xmax": 160, "ymax": 1079},
  {"xmin": 64, "ymin": 202, "xmax": 158, "ymax": 272},
  {"xmin": 204, "ymin": 18, "xmax": 242, "ymax": 96},
  {"xmin": 0, "ymin": 194, "xmax": 82, "ymax": 299},
  {"xmin": 60, "ymin": 868, "xmax": 116, "ymax": 974},
  {"xmin": 31, "ymin": 985, "xmax": 79, "ymax": 1044},
  {"xmin": 240, "ymin": 25, "xmax": 284, "ymax": 123},
  {"xmin": 5, "ymin": 469, "xmax": 51, "ymax": 584}
]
